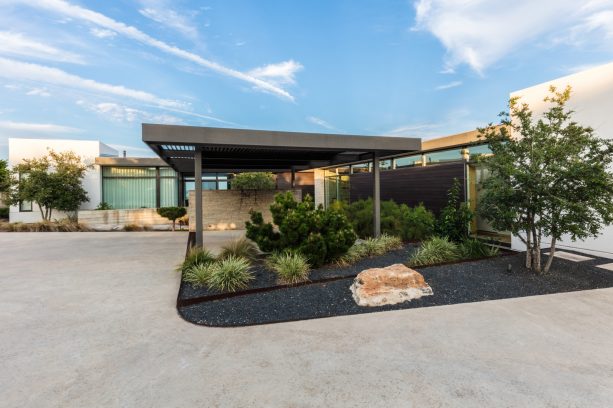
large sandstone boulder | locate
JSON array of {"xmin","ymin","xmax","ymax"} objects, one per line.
[{"xmin": 350, "ymin": 263, "xmax": 433, "ymax": 307}]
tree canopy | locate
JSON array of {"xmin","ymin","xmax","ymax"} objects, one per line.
[
  {"xmin": 0, "ymin": 159, "xmax": 10, "ymax": 194},
  {"xmin": 478, "ymin": 86, "xmax": 613, "ymax": 273},
  {"xmin": 231, "ymin": 172, "xmax": 276, "ymax": 191}
]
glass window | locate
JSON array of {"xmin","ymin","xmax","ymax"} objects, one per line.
[
  {"xmin": 202, "ymin": 173, "xmax": 217, "ymax": 180},
  {"xmin": 159, "ymin": 167, "xmax": 177, "ymax": 177},
  {"xmin": 335, "ymin": 166, "xmax": 351, "ymax": 175},
  {"xmin": 103, "ymin": 177, "xmax": 156, "ymax": 208},
  {"xmin": 468, "ymin": 144, "xmax": 492, "ymax": 160},
  {"xmin": 160, "ymin": 177, "xmax": 178, "ymax": 207},
  {"xmin": 218, "ymin": 181, "xmax": 228, "ymax": 190},
  {"xmin": 395, "ymin": 155, "xmax": 421, "ymax": 168},
  {"xmin": 19, "ymin": 200, "xmax": 32, "ymax": 212},
  {"xmin": 424, "ymin": 149, "xmax": 463, "ymax": 165},
  {"xmin": 203, "ymin": 181, "xmax": 217, "ymax": 190},
  {"xmin": 351, "ymin": 163, "xmax": 371, "ymax": 173},
  {"xmin": 379, "ymin": 159, "xmax": 392, "ymax": 170}
]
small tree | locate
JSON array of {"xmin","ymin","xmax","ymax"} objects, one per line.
[
  {"xmin": 435, "ymin": 178, "xmax": 474, "ymax": 242},
  {"xmin": 478, "ymin": 86, "xmax": 613, "ymax": 273},
  {"xmin": 9, "ymin": 150, "xmax": 89, "ymax": 221},
  {"xmin": 157, "ymin": 206, "xmax": 187, "ymax": 231},
  {"xmin": 231, "ymin": 172, "xmax": 276, "ymax": 191},
  {"xmin": 0, "ymin": 159, "xmax": 10, "ymax": 195}
]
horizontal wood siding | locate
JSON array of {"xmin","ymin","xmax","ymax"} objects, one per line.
[{"xmin": 349, "ymin": 162, "xmax": 465, "ymax": 215}]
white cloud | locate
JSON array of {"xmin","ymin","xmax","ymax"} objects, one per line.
[
  {"xmin": 89, "ymin": 27, "xmax": 116, "ymax": 39},
  {"xmin": 386, "ymin": 123, "xmax": 442, "ymax": 137},
  {"xmin": 17, "ymin": 0, "xmax": 300, "ymax": 101},
  {"xmin": 307, "ymin": 116, "xmax": 342, "ymax": 132},
  {"xmin": 0, "ymin": 57, "xmax": 184, "ymax": 109},
  {"xmin": 249, "ymin": 60, "xmax": 304, "ymax": 87},
  {"xmin": 0, "ymin": 31, "xmax": 84, "ymax": 64},
  {"xmin": 26, "ymin": 87, "xmax": 51, "ymax": 97},
  {"xmin": 78, "ymin": 101, "xmax": 183, "ymax": 124},
  {"xmin": 413, "ymin": 0, "xmax": 613, "ymax": 74},
  {"xmin": 435, "ymin": 80, "xmax": 462, "ymax": 90},
  {"xmin": 139, "ymin": 0, "xmax": 199, "ymax": 41},
  {"xmin": 0, "ymin": 120, "xmax": 80, "ymax": 133}
]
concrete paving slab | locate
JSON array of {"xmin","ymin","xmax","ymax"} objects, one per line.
[
  {"xmin": 596, "ymin": 262, "xmax": 613, "ymax": 271},
  {"xmin": 545, "ymin": 250, "xmax": 594, "ymax": 262},
  {"xmin": 1, "ymin": 232, "xmax": 613, "ymax": 407}
]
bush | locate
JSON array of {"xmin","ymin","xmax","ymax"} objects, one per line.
[
  {"xmin": 96, "ymin": 202, "xmax": 112, "ymax": 210},
  {"xmin": 337, "ymin": 234, "xmax": 403, "ymax": 266},
  {"xmin": 408, "ymin": 236, "xmax": 460, "ymax": 267},
  {"xmin": 267, "ymin": 251, "xmax": 310, "ymax": 284},
  {"xmin": 178, "ymin": 246, "xmax": 216, "ymax": 275},
  {"xmin": 157, "ymin": 207, "xmax": 187, "ymax": 231},
  {"xmin": 0, "ymin": 220, "xmax": 91, "ymax": 232},
  {"xmin": 123, "ymin": 223, "xmax": 143, "ymax": 231},
  {"xmin": 0, "ymin": 207, "xmax": 8, "ymax": 219},
  {"xmin": 206, "ymin": 256, "xmax": 253, "ymax": 292},
  {"xmin": 219, "ymin": 237, "xmax": 259, "ymax": 261},
  {"xmin": 458, "ymin": 239, "xmax": 499, "ymax": 259},
  {"xmin": 231, "ymin": 172, "xmax": 275, "ymax": 191},
  {"xmin": 333, "ymin": 199, "xmax": 435, "ymax": 240},
  {"xmin": 246, "ymin": 192, "xmax": 356, "ymax": 267},
  {"xmin": 183, "ymin": 263, "xmax": 215, "ymax": 288},
  {"xmin": 436, "ymin": 179, "xmax": 474, "ymax": 242}
]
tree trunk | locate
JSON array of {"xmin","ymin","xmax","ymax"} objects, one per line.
[
  {"xmin": 172, "ymin": 220, "xmax": 176, "ymax": 231},
  {"xmin": 48, "ymin": 208, "xmax": 53, "ymax": 221},
  {"xmin": 533, "ymin": 231, "xmax": 542, "ymax": 274},
  {"xmin": 543, "ymin": 238, "xmax": 557, "ymax": 274},
  {"xmin": 38, "ymin": 203, "xmax": 45, "ymax": 221},
  {"xmin": 525, "ymin": 227, "xmax": 532, "ymax": 269}
]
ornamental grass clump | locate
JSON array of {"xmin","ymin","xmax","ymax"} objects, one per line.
[
  {"xmin": 206, "ymin": 255, "xmax": 253, "ymax": 292},
  {"xmin": 219, "ymin": 237, "xmax": 259, "ymax": 261},
  {"xmin": 458, "ymin": 238, "xmax": 499, "ymax": 259},
  {"xmin": 336, "ymin": 234, "xmax": 403, "ymax": 266},
  {"xmin": 267, "ymin": 251, "xmax": 310, "ymax": 284},
  {"xmin": 183, "ymin": 262, "xmax": 216, "ymax": 288},
  {"xmin": 178, "ymin": 246, "xmax": 216, "ymax": 275},
  {"xmin": 407, "ymin": 236, "xmax": 460, "ymax": 267}
]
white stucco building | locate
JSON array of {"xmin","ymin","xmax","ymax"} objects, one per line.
[{"xmin": 510, "ymin": 62, "xmax": 613, "ymax": 258}]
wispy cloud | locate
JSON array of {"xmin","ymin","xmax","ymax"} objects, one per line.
[
  {"xmin": 18, "ymin": 0, "xmax": 300, "ymax": 101},
  {"xmin": 386, "ymin": 123, "xmax": 442, "ymax": 136},
  {"xmin": 77, "ymin": 101, "xmax": 183, "ymax": 125},
  {"xmin": 0, "ymin": 120, "xmax": 80, "ymax": 133},
  {"xmin": 138, "ymin": 0, "xmax": 199, "ymax": 41},
  {"xmin": 0, "ymin": 31, "xmax": 85, "ymax": 64},
  {"xmin": 413, "ymin": 0, "xmax": 613, "ymax": 74},
  {"xmin": 0, "ymin": 57, "xmax": 184, "ymax": 108},
  {"xmin": 307, "ymin": 116, "xmax": 342, "ymax": 132},
  {"xmin": 435, "ymin": 80, "xmax": 462, "ymax": 90},
  {"xmin": 249, "ymin": 60, "xmax": 304, "ymax": 87},
  {"xmin": 89, "ymin": 27, "xmax": 116, "ymax": 39},
  {"xmin": 26, "ymin": 87, "xmax": 51, "ymax": 97}
]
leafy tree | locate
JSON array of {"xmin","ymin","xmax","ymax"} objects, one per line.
[
  {"xmin": 0, "ymin": 159, "xmax": 10, "ymax": 194},
  {"xmin": 157, "ymin": 206, "xmax": 187, "ymax": 231},
  {"xmin": 478, "ymin": 86, "xmax": 613, "ymax": 273},
  {"xmin": 9, "ymin": 150, "xmax": 89, "ymax": 221},
  {"xmin": 435, "ymin": 178, "xmax": 474, "ymax": 242},
  {"xmin": 231, "ymin": 172, "xmax": 275, "ymax": 191},
  {"xmin": 246, "ymin": 192, "xmax": 356, "ymax": 267}
]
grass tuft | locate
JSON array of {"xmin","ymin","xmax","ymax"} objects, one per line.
[
  {"xmin": 267, "ymin": 251, "xmax": 310, "ymax": 284},
  {"xmin": 206, "ymin": 256, "xmax": 253, "ymax": 292},
  {"xmin": 178, "ymin": 246, "xmax": 216, "ymax": 275},
  {"xmin": 407, "ymin": 236, "xmax": 460, "ymax": 267},
  {"xmin": 458, "ymin": 238, "xmax": 499, "ymax": 259},
  {"xmin": 219, "ymin": 237, "xmax": 259, "ymax": 261},
  {"xmin": 337, "ymin": 234, "xmax": 403, "ymax": 266},
  {"xmin": 183, "ymin": 262, "xmax": 216, "ymax": 288}
]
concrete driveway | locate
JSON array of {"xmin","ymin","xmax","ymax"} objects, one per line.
[{"xmin": 1, "ymin": 232, "xmax": 613, "ymax": 407}]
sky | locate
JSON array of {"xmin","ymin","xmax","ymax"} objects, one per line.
[{"xmin": 0, "ymin": 0, "xmax": 612, "ymax": 159}]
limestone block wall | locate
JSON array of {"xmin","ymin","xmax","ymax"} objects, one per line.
[
  {"xmin": 188, "ymin": 189, "xmax": 302, "ymax": 231},
  {"xmin": 78, "ymin": 209, "xmax": 172, "ymax": 229}
]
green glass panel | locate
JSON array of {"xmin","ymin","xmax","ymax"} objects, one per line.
[
  {"xmin": 159, "ymin": 167, "xmax": 176, "ymax": 177},
  {"xmin": 395, "ymin": 155, "xmax": 421, "ymax": 168},
  {"xmin": 102, "ymin": 177, "xmax": 156, "ymax": 209},
  {"xmin": 160, "ymin": 177, "xmax": 178, "ymax": 207},
  {"xmin": 102, "ymin": 167, "xmax": 156, "ymax": 177}
]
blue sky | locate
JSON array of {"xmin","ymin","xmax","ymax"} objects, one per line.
[{"xmin": 0, "ymin": 0, "xmax": 612, "ymax": 159}]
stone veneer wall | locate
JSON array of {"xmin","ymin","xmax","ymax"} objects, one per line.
[
  {"xmin": 78, "ymin": 209, "xmax": 172, "ymax": 229},
  {"xmin": 188, "ymin": 189, "xmax": 302, "ymax": 231}
]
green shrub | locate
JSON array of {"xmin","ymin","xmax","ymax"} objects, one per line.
[
  {"xmin": 267, "ymin": 251, "xmax": 310, "ymax": 284},
  {"xmin": 408, "ymin": 236, "xmax": 460, "ymax": 267},
  {"xmin": 178, "ymin": 246, "xmax": 216, "ymax": 275},
  {"xmin": 157, "ymin": 207, "xmax": 187, "ymax": 231},
  {"xmin": 337, "ymin": 234, "xmax": 403, "ymax": 266},
  {"xmin": 183, "ymin": 263, "xmax": 215, "ymax": 288},
  {"xmin": 206, "ymin": 256, "xmax": 253, "ymax": 292},
  {"xmin": 231, "ymin": 172, "xmax": 275, "ymax": 191},
  {"xmin": 219, "ymin": 237, "xmax": 259, "ymax": 261},
  {"xmin": 458, "ymin": 239, "xmax": 499, "ymax": 259},
  {"xmin": 246, "ymin": 192, "xmax": 356, "ymax": 267},
  {"xmin": 436, "ymin": 179, "xmax": 474, "ymax": 242},
  {"xmin": 96, "ymin": 202, "xmax": 112, "ymax": 210},
  {"xmin": 0, "ymin": 207, "xmax": 9, "ymax": 219},
  {"xmin": 334, "ymin": 199, "xmax": 435, "ymax": 240}
]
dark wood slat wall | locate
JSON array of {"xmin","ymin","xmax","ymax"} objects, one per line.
[{"xmin": 349, "ymin": 162, "xmax": 466, "ymax": 215}]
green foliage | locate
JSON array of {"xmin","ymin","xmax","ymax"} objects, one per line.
[
  {"xmin": 206, "ymin": 256, "xmax": 253, "ymax": 292},
  {"xmin": 219, "ymin": 237, "xmax": 259, "ymax": 261},
  {"xmin": 157, "ymin": 206, "xmax": 187, "ymax": 231},
  {"xmin": 246, "ymin": 192, "xmax": 356, "ymax": 267},
  {"xmin": 178, "ymin": 246, "xmax": 216, "ymax": 275},
  {"xmin": 337, "ymin": 234, "xmax": 403, "ymax": 266},
  {"xmin": 0, "ymin": 159, "xmax": 9, "ymax": 194},
  {"xmin": 8, "ymin": 150, "xmax": 89, "ymax": 221},
  {"xmin": 183, "ymin": 263, "xmax": 215, "ymax": 288},
  {"xmin": 408, "ymin": 236, "xmax": 460, "ymax": 267},
  {"xmin": 231, "ymin": 172, "xmax": 276, "ymax": 191},
  {"xmin": 96, "ymin": 202, "xmax": 113, "ymax": 210},
  {"xmin": 458, "ymin": 239, "xmax": 499, "ymax": 259},
  {"xmin": 267, "ymin": 251, "xmax": 310, "ymax": 284},
  {"xmin": 333, "ymin": 199, "xmax": 435, "ymax": 240},
  {"xmin": 479, "ymin": 86, "xmax": 613, "ymax": 273},
  {"xmin": 435, "ymin": 178, "xmax": 474, "ymax": 243},
  {"xmin": 0, "ymin": 207, "xmax": 8, "ymax": 219}
]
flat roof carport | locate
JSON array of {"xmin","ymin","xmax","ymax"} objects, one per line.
[{"xmin": 142, "ymin": 124, "xmax": 421, "ymax": 247}]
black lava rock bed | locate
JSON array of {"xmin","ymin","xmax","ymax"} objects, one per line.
[{"xmin": 178, "ymin": 248, "xmax": 613, "ymax": 327}]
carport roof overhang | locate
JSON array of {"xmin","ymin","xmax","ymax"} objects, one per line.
[{"xmin": 142, "ymin": 124, "xmax": 422, "ymax": 173}]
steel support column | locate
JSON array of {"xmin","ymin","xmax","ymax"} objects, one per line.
[
  {"xmin": 194, "ymin": 149, "xmax": 203, "ymax": 247},
  {"xmin": 372, "ymin": 151, "xmax": 381, "ymax": 237}
]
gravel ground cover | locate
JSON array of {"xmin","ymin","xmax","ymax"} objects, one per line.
[{"xmin": 179, "ymin": 249, "xmax": 613, "ymax": 327}]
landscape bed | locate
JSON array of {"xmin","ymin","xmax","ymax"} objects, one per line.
[{"xmin": 176, "ymin": 237, "xmax": 613, "ymax": 327}]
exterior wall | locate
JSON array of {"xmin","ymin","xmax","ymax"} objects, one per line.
[
  {"xmin": 510, "ymin": 62, "xmax": 613, "ymax": 258},
  {"xmin": 78, "ymin": 209, "xmax": 172, "ymax": 230},
  {"xmin": 8, "ymin": 138, "xmax": 118, "ymax": 223},
  {"xmin": 313, "ymin": 169, "xmax": 325, "ymax": 207},
  {"xmin": 188, "ymin": 189, "xmax": 302, "ymax": 231}
]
